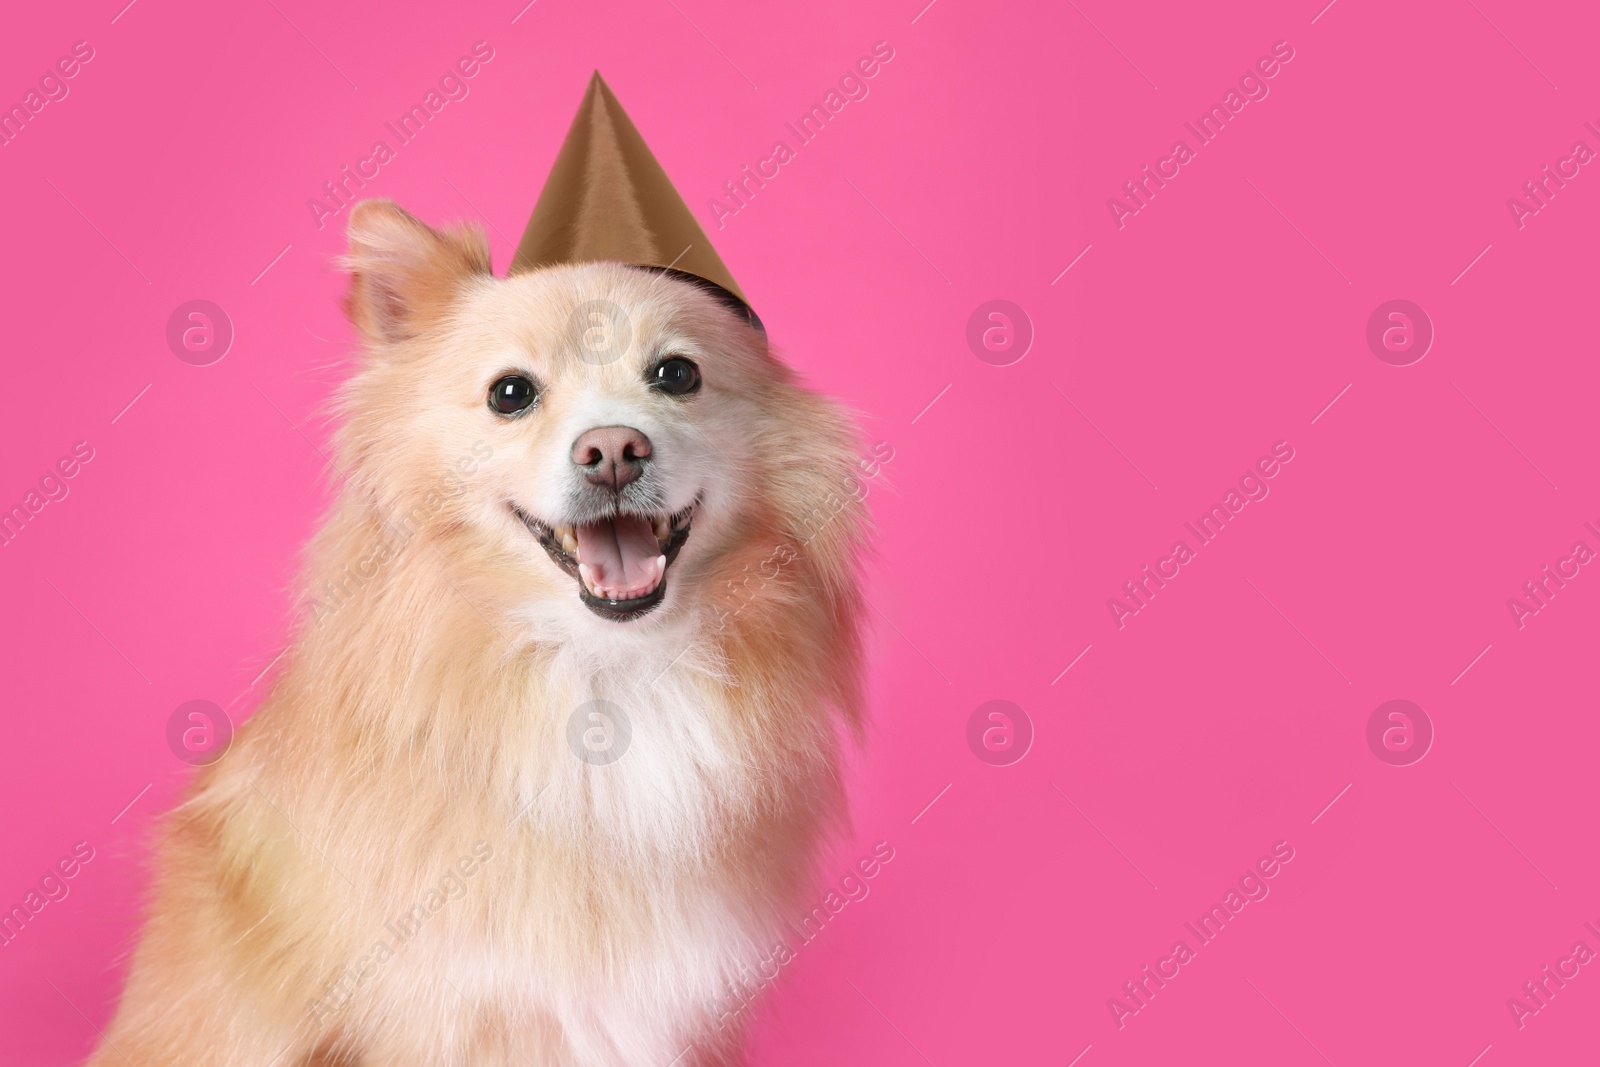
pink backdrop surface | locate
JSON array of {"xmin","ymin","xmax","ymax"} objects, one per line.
[{"xmin": 2, "ymin": 0, "xmax": 1598, "ymax": 1063}]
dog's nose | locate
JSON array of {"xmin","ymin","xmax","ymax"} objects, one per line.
[{"xmin": 571, "ymin": 425, "xmax": 652, "ymax": 491}]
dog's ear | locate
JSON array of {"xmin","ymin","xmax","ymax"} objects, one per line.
[{"xmin": 342, "ymin": 199, "xmax": 490, "ymax": 346}]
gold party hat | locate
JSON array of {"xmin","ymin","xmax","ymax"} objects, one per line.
[{"xmin": 511, "ymin": 72, "xmax": 759, "ymax": 330}]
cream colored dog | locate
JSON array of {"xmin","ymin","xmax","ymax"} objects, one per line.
[{"xmin": 89, "ymin": 200, "xmax": 868, "ymax": 1066}]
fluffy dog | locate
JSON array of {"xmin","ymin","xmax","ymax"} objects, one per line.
[{"xmin": 88, "ymin": 200, "xmax": 868, "ymax": 1066}]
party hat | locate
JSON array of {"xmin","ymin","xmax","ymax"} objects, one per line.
[{"xmin": 510, "ymin": 72, "xmax": 760, "ymax": 331}]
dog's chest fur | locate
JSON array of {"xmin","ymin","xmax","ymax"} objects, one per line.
[
  {"xmin": 435, "ymin": 642, "xmax": 803, "ymax": 1060},
  {"xmin": 513, "ymin": 637, "xmax": 756, "ymax": 858}
]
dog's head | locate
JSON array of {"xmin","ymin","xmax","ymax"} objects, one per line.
[{"xmin": 328, "ymin": 200, "xmax": 867, "ymax": 656}]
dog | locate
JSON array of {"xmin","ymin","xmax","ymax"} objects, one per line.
[{"xmin": 87, "ymin": 199, "xmax": 869, "ymax": 1066}]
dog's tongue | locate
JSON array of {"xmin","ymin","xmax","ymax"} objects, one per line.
[{"xmin": 575, "ymin": 515, "xmax": 659, "ymax": 592}]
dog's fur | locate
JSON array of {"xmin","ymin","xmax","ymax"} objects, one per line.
[{"xmin": 88, "ymin": 201, "xmax": 868, "ymax": 1066}]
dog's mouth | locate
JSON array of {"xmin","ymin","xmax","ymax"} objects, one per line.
[{"xmin": 511, "ymin": 501, "xmax": 695, "ymax": 621}]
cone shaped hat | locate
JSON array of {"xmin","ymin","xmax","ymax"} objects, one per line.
[{"xmin": 511, "ymin": 72, "xmax": 758, "ymax": 329}]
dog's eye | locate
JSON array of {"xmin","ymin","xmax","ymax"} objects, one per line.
[
  {"xmin": 488, "ymin": 375, "xmax": 538, "ymax": 415},
  {"xmin": 651, "ymin": 357, "xmax": 701, "ymax": 396}
]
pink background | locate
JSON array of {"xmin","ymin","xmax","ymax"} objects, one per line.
[{"xmin": 2, "ymin": 0, "xmax": 1597, "ymax": 1063}]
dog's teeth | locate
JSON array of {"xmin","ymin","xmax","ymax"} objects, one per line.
[
  {"xmin": 656, "ymin": 555, "xmax": 667, "ymax": 574},
  {"xmin": 653, "ymin": 516, "xmax": 670, "ymax": 540},
  {"xmin": 559, "ymin": 526, "xmax": 578, "ymax": 554}
]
